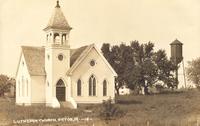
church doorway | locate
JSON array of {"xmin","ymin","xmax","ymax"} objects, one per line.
[{"xmin": 56, "ymin": 79, "xmax": 66, "ymax": 101}]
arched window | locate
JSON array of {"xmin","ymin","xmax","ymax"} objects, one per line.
[
  {"xmin": 54, "ymin": 33, "xmax": 60, "ymax": 44},
  {"xmin": 77, "ymin": 79, "xmax": 81, "ymax": 96},
  {"xmin": 62, "ymin": 34, "xmax": 66, "ymax": 45},
  {"xmin": 103, "ymin": 80, "xmax": 107, "ymax": 96},
  {"xmin": 89, "ymin": 75, "xmax": 96, "ymax": 96}
]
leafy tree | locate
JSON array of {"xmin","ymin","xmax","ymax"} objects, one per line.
[
  {"xmin": 0, "ymin": 74, "xmax": 15, "ymax": 96},
  {"xmin": 101, "ymin": 43, "xmax": 112, "ymax": 63},
  {"xmin": 187, "ymin": 58, "xmax": 200, "ymax": 88},
  {"xmin": 101, "ymin": 41, "xmax": 176, "ymax": 95},
  {"xmin": 154, "ymin": 50, "xmax": 177, "ymax": 89},
  {"xmin": 101, "ymin": 43, "xmax": 135, "ymax": 95},
  {"xmin": 130, "ymin": 41, "xmax": 158, "ymax": 94}
]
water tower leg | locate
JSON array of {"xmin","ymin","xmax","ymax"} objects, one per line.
[
  {"xmin": 182, "ymin": 60, "xmax": 187, "ymax": 88},
  {"xmin": 175, "ymin": 68, "xmax": 178, "ymax": 89}
]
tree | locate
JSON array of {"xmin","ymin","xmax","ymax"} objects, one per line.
[
  {"xmin": 0, "ymin": 74, "xmax": 15, "ymax": 97},
  {"xmin": 101, "ymin": 41, "xmax": 176, "ymax": 95},
  {"xmin": 154, "ymin": 50, "xmax": 177, "ymax": 89},
  {"xmin": 101, "ymin": 43, "xmax": 135, "ymax": 95},
  {"xmin": 130, "ymin": 41, "xmax": 158, "ymax": 94},
  {"xmin": 187, "ymin": 58, "xmax": 200, "ymax": 88}
]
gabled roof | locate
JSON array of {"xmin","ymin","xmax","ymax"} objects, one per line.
[
  {"xmin": 20, "ymin": 45, "xmax": 91, "ymax": 76},
  {"xmin": 44, "ymin": 1, "xmax": 71, "ymax": 31},
  {"xmin": 67, "ymin": 44, "xmax": 118, "ymax": 76},
  {"xmin": 70, "ymin": 45, "xmax": 90, "ymax": 66},
  {"xmin": 21, "ymin": 46, "xmax": 45, "ymax": 76}
]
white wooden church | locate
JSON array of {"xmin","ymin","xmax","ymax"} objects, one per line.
[{"xmin": 16, "ymin": 1, "xmax": 117, "ymax": 109}]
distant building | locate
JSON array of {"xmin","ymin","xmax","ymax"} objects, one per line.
[
  {"xmin": 119, "ymin": 85, "xmax": 130, "ymax": 95},
  {"xmin": 15, "ymin": 1, "xmax": 117, "ymax": 108}
]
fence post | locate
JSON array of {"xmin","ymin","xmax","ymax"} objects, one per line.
[{"xmin": 147, "ymin": 121, "xmax": 149, "ymax": 126}]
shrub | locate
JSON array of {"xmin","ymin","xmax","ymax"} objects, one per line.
[{"xmin": 99, "ymin": 98, "xmax": 125, "ymax": 121}]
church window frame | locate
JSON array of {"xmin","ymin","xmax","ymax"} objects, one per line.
[
  {"xmin": 46, "ymin": 34, "xmax": 49, "ymax": 41},
  {"xmin": 90, "ymin": 59, "xmax": 96, "ymax": 67},
  {"xmin": 26, "ymin": 79, "xmax": 29, "ymax": 97},
  {"xmin": 77, "ymin": 79, "xmax": 82, "ymax": 96},
  {"xmin": 89, "ymin": 75, "xmax": 97, "ymax": 96},
  {"xmin": 47, "ymin": 54, "xmax": 50, "ymax": 60},
  {"xmin": 62, "ymin": 34, "xmax": 66, "ymax": 45},
  {"xmin": 22, "ymin": 76, "xmax": 25, "ymax": 97},
  {"xmin": 58, "ymin": 54, "xmax": 64, "ymax": 61},
  {"xmin": 103, "ymin": 80, "xmax": 107, "ymax": 96},
  {"xmin": 54, "ymin": 33, "xmax": 60, "ymax": 44}
]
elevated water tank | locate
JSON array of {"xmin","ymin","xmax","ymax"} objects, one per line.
[{"xmin": 170, "ymin": 39, "xmax": 183, "ymax": 64}]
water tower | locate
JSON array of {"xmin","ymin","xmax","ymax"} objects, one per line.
[{"xmin": 170, "ymin": 39, "xmax": 184, "ymax": 88}]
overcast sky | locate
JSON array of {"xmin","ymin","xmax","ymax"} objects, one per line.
[{"xmin": 0, "ymin": 0, "xmax": 200, "ymax": 77}]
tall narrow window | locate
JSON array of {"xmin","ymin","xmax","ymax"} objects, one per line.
[
  {"xmin": 22, "ymin": 76, "xmax": 24, "ymax": 97},
  {"xmin": 89, "ymin": 77, "xmax": 92, "ymax": 96},
  {"xmin": 89, "ymin": 75, "xmax": 96, "ymax": 96},
  {"xmin": 77, "ymin": 79, "xmax": 81, "ymax": 96},
  {"xmin": 103, "ymin": 80, "xmax": 107, "ymax": 96},
  {"xmin": 26, "ymin": 79, "xmax": 28, "ymax": 96},
  {"xmin": 54, "ymin": 33, "xmax": 60, "ymax": 44},
  {"xmin": 18, "ymin": 80, "xmax": 20, "ymax": 97},
  {"xmin": 93, "ymin": 78, "xmax": 96, "ymax": 96}
]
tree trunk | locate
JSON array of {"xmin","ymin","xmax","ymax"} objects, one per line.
[
  {"xmin": 116, "ymin": 89, "xmax": 120, "ymax": 96},
  {"xmin": 144, "ymin": 86, "xmax": 149, "ymax": 95}
]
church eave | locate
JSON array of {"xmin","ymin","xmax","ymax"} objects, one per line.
[{"xmin": 43, "ymin": 26, "xmax": 72, "ymax": 31}]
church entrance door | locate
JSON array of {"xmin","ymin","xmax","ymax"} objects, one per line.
[{"xmin": 56, "ymin": 79, "xmax": 65, "ymax": 101}]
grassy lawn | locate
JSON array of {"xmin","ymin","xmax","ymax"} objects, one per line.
[
  {"xmin": 1, "ymin": 89, "xmax": 200, "ymax": 126},
  {"xmin": 115, "ymin": 89, "xmax": 200, "ymax": 126}
]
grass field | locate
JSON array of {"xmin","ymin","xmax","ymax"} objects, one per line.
[{"xmin": 1, "ymin": 89, "xmax": 200, "ymax": 126}]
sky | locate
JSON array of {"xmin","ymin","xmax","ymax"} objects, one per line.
[{"xmin": 0, "ymin": 0, "xmax": 200, "ymax": 78}]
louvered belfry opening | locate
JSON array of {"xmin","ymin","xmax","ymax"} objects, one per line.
[{"xmin": 56, "ymin": 79, "xmax": 66, "ymax": 101}]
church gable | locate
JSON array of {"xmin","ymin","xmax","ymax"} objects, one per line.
[{"xmin": 67, "ymin": 44, "xmax": 117, "ymax": 77}]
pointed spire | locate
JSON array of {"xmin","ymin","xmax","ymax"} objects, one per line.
[
  {"xmin": 55, "ymin": 0, "xmax": 60, "ymax": 8},
  {"xmin": 44, "ymin": 0, "xmax": 72, "ymax": 31}
]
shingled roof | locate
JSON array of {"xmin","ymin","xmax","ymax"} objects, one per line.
[
  {"xmin": 70, "ymin": 45, "xmax": 90, "ymax": 66},
  {"xmin": 22, "ymin": 46, "xmax": 45, "ymax": 76},
  {"xmin": 21, "ymin": 45, "xmax": 90, "ymax": 76},
  {"xmin": 44, "ymin": 1, "xmax": 71, "ymax": 31}
]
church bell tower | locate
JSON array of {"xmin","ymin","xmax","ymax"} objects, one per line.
[{"xmin": 44, "ymin": 0, "xmax": 72, "ymax": 107}]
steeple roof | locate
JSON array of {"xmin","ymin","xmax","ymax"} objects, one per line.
[{"xmin": 44, "ymin": 0, "xmax": 72, "ymax": 31}]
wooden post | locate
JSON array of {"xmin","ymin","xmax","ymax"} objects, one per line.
[
  {"xmin": 147, "ymin": 121, "xmax": 150, "ymax": 126},
  {"xmin": 182, "ymin": 60, "xmax": 187, "ymax": 88}
]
